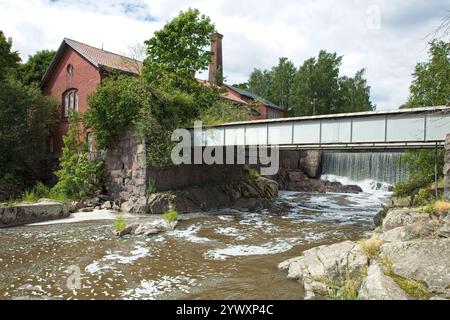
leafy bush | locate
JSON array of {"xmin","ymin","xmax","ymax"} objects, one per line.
[
  {"xmin": 51, "ymin": 112, "xmax": 104, "ymax": 199},
  {"xmin": 85, "ymin": 76, "xmax": 143, "ymax": 149},
  {"xmin": 114, "ymin": 215, "xmax": 126, "ymax": 232},
  {"xmin": 394, "ymin": 150, "xmax": 444, "ymax": 201},
  {"xmin": 413, "ymin": 188, "xmax": 434, "ymax": 206},
  {"xmin": 163, "ymin": 207, "xmax": 178, "ymax": 222}
]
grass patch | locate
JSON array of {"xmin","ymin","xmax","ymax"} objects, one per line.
[
  {"xmin": 146, "ymin": 178, "xmax": 157, "ymax": 195},
  {"xmin": 163, "ymin": 207, "xmax": 178, "ymax": 222},
  {"xmin": 359, "ymin": 236, "xmax": 384, "ymax": 260},
  {"xmin": 433, "ymin": 200, "xmax": 450, "ymax": 214},
  {"xmin": 382, "ymin": 255, "xmax": 429, "ymax": 300},
  {"xmin": 312, "ymin": 266, "xmax": 367, "ymax": 300},
  {"xmin": 114, "ymin": 215, "xmax": 127, "ymax": 232},
  {"xmin": 244, "ymin": 165, "xmax": 260, "ymax": 179}
]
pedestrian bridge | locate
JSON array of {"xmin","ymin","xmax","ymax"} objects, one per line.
[{"xmin": 195, "ymin": 106, "xmax": 450, "ymax": 150}]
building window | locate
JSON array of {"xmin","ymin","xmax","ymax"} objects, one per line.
[
  {"xmin": 67, "ymin": 64, "xmax": 74, "ymax": 76},
  {"xmin": 267, "ymin": 110, "xmax": 281, "ymax": 119},
  {"xmin": 86, "ymin": 132, "xmax": 93, "ymax": 152},
  {"xmin": 63, "ymin": 89, "xmax": 78, "ymax": 118}
]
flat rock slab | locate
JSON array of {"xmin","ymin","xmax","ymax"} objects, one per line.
[
  {"xmin": 381, "ymin": 238, "xmax": 450, "ymax": 293},
  {"xmin": 358, "ymin": 263, "xmax": 413, "ymax": 300},
  {"xmin": 0, "ymin": 201, "xmax": 70, "ymax": 227}
]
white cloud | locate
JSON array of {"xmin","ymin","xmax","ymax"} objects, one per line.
[{"xmin": 0, "ymin": 0, "xmax": 448, "ymax": 110}]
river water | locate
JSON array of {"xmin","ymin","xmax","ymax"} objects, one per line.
[{"xmin": 0, "ymin": 178, "xmax": 391, "ymax": 300}]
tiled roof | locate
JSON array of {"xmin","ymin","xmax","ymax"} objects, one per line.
[
  {"xmin": 41, "ymin": 38, "xmax": 142, "ymax": 87},
  {"xmin": 222, "ymin": 84, "xmax": 284, "ymax": 111},
  {"xmin": 64, "ymin": 38, "xmax": 143, "ymax": 75}
]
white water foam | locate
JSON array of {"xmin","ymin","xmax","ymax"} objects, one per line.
[
  {"xmin": 321, "ymin": 174, "xmax": 393, "ymax": 193},
  {"xmin": 204, "ymin": 238, "xmax": 301, "ymax": 260},
  {"xmin": 29, "ymin": 210, "xmax": 134, "ymax": 226}
]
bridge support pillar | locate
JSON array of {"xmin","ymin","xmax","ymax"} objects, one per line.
[{"xmin": 444, "ymin": 134, "xmax": 450, "ymax": 200}]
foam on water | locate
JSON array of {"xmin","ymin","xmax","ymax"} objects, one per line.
[
  {"xmin": 29, "ymin": 210, "xmax": 132, "ymax": 226},
  {"xmin": 168, "ymin": 224, "xmax": 213, "ymax": 243}
]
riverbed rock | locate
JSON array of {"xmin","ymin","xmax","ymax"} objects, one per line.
[
  {"xmin": 272, "ymin": 168, "xmax": 362, "ymax": 194},
  {"xmin": 358, "ymin": 263, "xmax": 413, "ymax": 300},
  {"xmin": 133, "ymin": 219, "xmax": 178, "ymax": 236},
  {"xmin": 101, "ymin": 201, "xmax": 112, "ymax": 210},
  {"xmin": 135, "ymin": 176, "xmax": 278, "ymax": 214},
  {"xmin": 382, "ymin": 209, "xmax": 430, "ymax": 232},
  {"xmin": 381, "ymin": 238, "xmax": 450, "ymax": 296},
  {"xmin": 278, "ymin": 240, "xmax": 368, "ymax": 299}
]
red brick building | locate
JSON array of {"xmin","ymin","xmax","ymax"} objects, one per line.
[
  {"xmin": 41, "ymin": 35, "xmax": 285, "ymax": 157},
  {"xmin": 40, "ymin": 38, "xmax": 143, "ymax": 158}
]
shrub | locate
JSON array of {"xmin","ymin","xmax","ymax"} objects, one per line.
[
  {"xmin": 21, "ymin": 190, "xmax": 40, "ymax": 203},
  {"xmin": 163, "ymin": 207, "xmax": 178, "ymax": 222},
  {"xmin": 51, "ymin": 112, "xmax": 104, "ymax": 199},
  {"xmin": 413, "ymin": 188, "xmax": 434, "ymax": 206},
  {"xmin": 114, "ymin": 215, "xmax": 126, "ymax": 232}
]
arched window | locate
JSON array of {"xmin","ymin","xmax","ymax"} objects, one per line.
[
  {"xmin": 86, "ymin": 132, "xmax": 93, "ymax": 152},
  {"xmin": 63, "ymin": 89, "xmax": 78, "ymax": 118}
]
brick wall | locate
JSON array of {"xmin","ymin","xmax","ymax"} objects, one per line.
[{"xmin": 42, "ymin": 45, "xmax": 101, "ymax": 156}]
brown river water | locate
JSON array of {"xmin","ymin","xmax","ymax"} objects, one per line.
[{"xmin": 0, "ymin": 189, "xmax": 390, "ymax": 300}]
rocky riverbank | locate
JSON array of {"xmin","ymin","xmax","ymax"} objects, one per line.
[{"xmin": 278, "ymin": 202, "xmax": 450, "ymax": 300}]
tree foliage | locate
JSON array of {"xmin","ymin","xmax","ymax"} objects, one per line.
[
  {"xmin": 404, "ymin": 40, "xmax": 450, "ymax": 108},
  {"xmin": 19, "ymin": 50, "xmax": 56, "ymax": 86},
  {"xmin": 0, "ymin": 31, "xmax": 20, "ymax": 79},
  {"xmin": 85, "ymin": 76, "xmax": 144, "ymax": 149},
  {"xmin": 245, "ymin": 50, "xmax": 374, "ymax": 116},
  {"xmin": 143, "ymin": 8, "xmax": 215, "ymax": 91},
  {"xmin": 395, "ymin": 40, "xmax": 450, "ymax": 200},
  {"xmin": 0, "ymin": 78, "xmax": 56, "ymax": 182},
  {"xmin": 0, "ymin": 31, "xmax": 56, "ymax": 187}
]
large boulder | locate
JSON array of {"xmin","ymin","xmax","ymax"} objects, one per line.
[
  {"xmin": 382, "ymin": 209, "xmax": 430, "ymax": 232},
  {"xmin": 358, "ymin": 263, "xmax": 413, "ymax": 300},
  {"xmin": 278, "ymin": 240, "xmax": 368, "ymax": 299},
  {"xmin": 381, "ymin": 238, "xmax": 450, "ymax": 297}
]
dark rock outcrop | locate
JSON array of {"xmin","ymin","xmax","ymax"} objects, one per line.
[
  {"xmin": 120, "ymin": 176, "xmax": 279, "ymax": 214},
  {"xmin": 269, "ymin": 168, "xmax": 362, "ymax": 194}
]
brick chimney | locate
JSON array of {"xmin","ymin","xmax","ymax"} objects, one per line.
[{"xmin": 208, "ymin": 32, "xmax": 223, "ymax": 85}]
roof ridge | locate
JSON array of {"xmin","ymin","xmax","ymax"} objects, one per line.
[{"xmin": 64, "ymin": 37, "xmax": 143, "ymax": 63}]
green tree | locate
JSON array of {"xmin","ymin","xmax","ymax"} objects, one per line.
[
  {"xmin": 143, "ymin": 8, "xmax": 215, "ymax": 91},
  {"xmin": 338, "ymin": 69, "xmax": 375, "ymax": 113},
  {"xmin": 19, "ymin": 50, "xmax": 55, "ymax": 86},
  {"xmin": 0, "ymin": 30, "xmax": 20, "ymax": 79},
  {"xmin": 0, "ymin": 78, "xmax": 56, "ymax": 183},
  {"xmin": 267, "ymin": 57, "xmax": 296, "ymax": 110},
  {"xmin": 290, "ymin": 51, "xmax": 342, "ymax": 116},
  {"xmin": 248, "ymin": 68, "xmax": 272, "ymax": 99},
  {"xmin": 395, "ymin": 40, "xmax": 450, "ymax": 201},
  {"xmin": 405, "ymin": 40, "xmax": 450, "ymax": 108}
]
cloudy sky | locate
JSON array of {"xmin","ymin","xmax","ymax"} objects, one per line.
[{"xmin": 1, "ymin": 0, "xmax": 448, "ymax": 110}]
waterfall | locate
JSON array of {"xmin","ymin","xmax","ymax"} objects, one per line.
[{"xmin": 321, "ymin": 152, "xmax": 408, "ymax": 185}]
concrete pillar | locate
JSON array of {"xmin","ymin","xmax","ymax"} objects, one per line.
[{"xmin": 444, "ymin": 134, "xmax": 450, "ymax": 199}]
